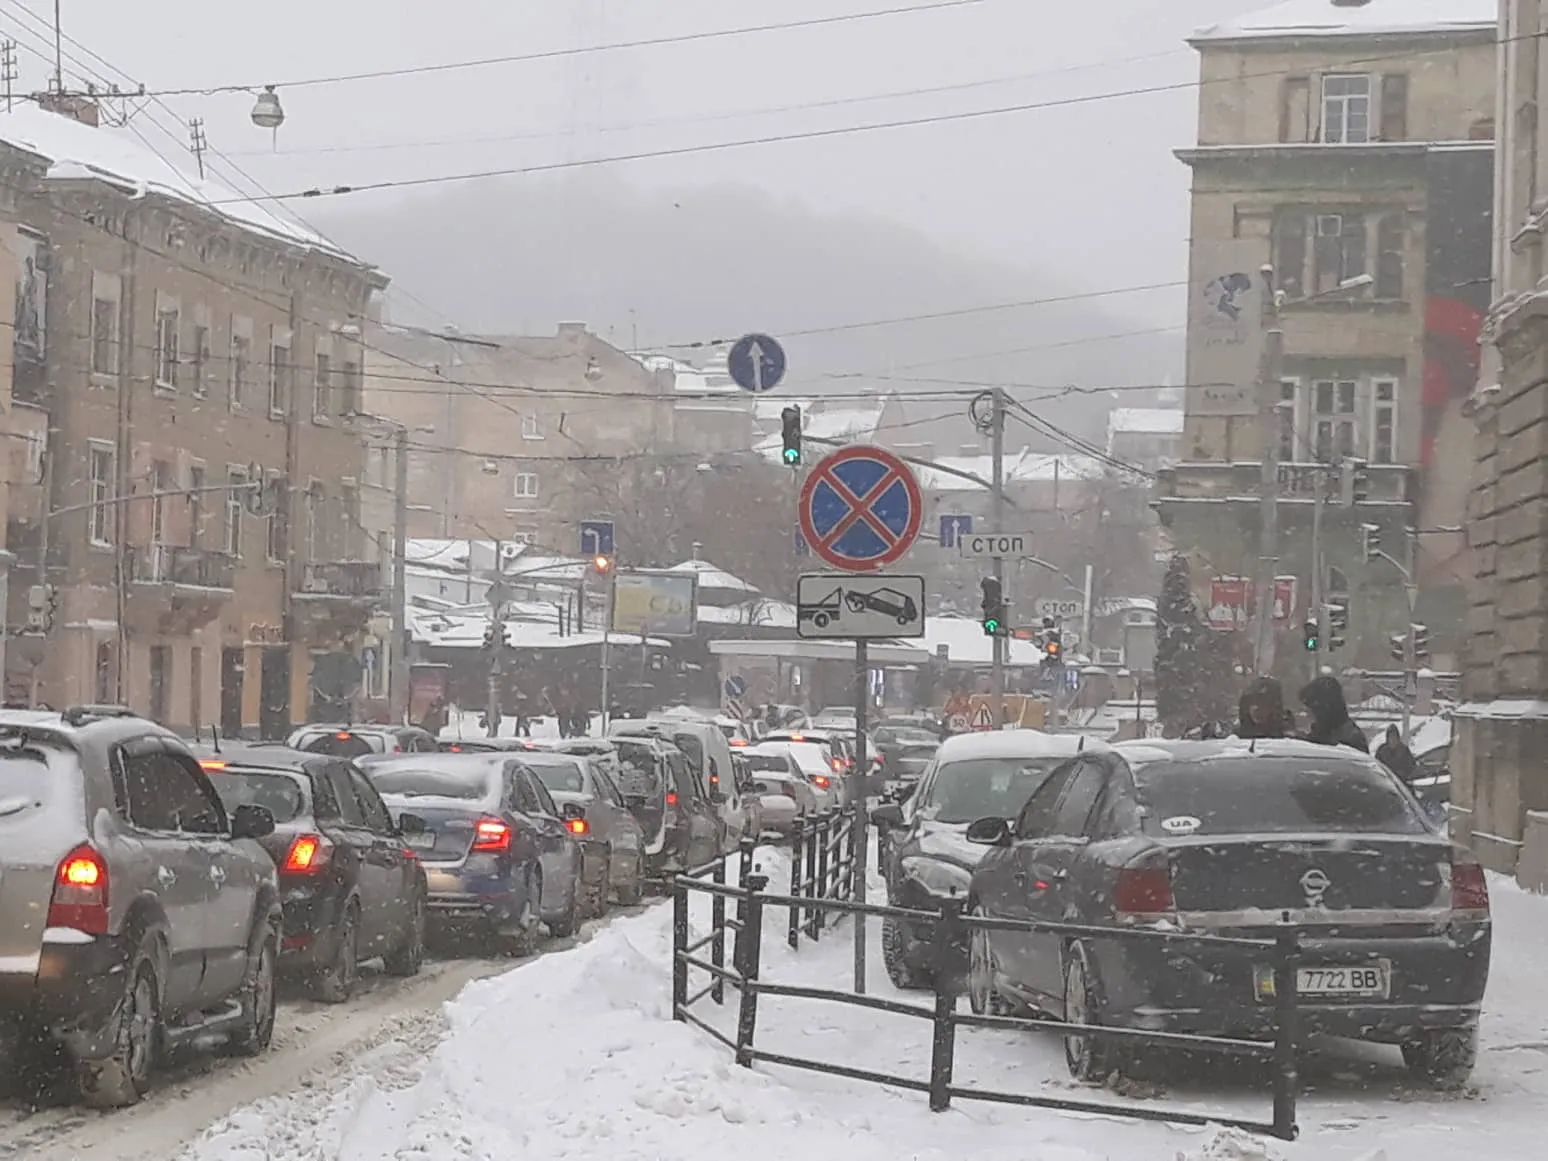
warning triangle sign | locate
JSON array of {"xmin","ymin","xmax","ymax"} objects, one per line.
[{"xmin": 969, "ymin": 703, "xmax": 995, "ymax": 731}]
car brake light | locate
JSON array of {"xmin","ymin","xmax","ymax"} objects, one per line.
[
  {"xmin": 49, "ymin": 845, "xmax": 110, "ymax": 934},
  {"xmin": 471, "ymin": 817, "xmax": 512, "ymax": 853},
  {"xmin": 666, "ymin": 791, "xmax": 678, "ymax": 807},
  {"xmin": 283, "ymin": 834, "xmax": 331, "ymax": 874},
  {"xmin": 812, "ymin": 775, "xmax": 831, "ymax": 790},
  {"xmin": 199, "ymin": 759, "xmax": 227, "ymax": 771},
  {"xmin": 336, "ymin": 732, "xmax": 352, "ymax": 740},
  {"xmin": 447, "ymin": 744, "xmax": 463, "ymax": 752},
  {"xmin": 788, "ymin": 734, "xmax": 805, "ymax": 742},
  {"xmin": 1450, "ymin": 857, "xmax": 1490, "ymax": 916},
  {"xmin": 1115, "ymin": 866, "xmax": 1174, "ymax": 917},
  {"xmin": 566, "ymin": 818, "xmax": 589, "ymax": 836}
]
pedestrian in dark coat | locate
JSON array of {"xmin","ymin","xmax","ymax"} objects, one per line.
[
  {"xmin": 1297, "ymin": 676, "xmax": 1370, "ymax": 752},
  {"xmin": 1237, "ymin": 678, "xmax": 1289, "ymax": 739},
  {"xmin": 1375, "ymin": 724, "xmax": 1418, "ymax": 784}
]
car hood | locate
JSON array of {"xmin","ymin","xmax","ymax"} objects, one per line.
[{"xmin": 910, "ymin": 821, "xmax": 987, "ymax": 870}]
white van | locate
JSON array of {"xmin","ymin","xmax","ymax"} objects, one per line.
[{"xmin": 608, "ymin": 717, "xmax": 747, "ymax": 853}]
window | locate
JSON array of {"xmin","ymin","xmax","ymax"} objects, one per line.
[
  {"xmin": 1371, "ymin": 378, "xmax": 1399, "ymax": 464},
  {"xmin": 1278, "ymin": 378, "xmax": 1300, "ymax": 461},
  {"xmin": 188, "ymin": 465, "xmax": 206, "ymax": 548},
  {"xmin": 1375, "ymin": 215, "xmax": 1405, "ymax": 299},
  {"xmin": 313, "ymin": 351, "xmax": 332, "ymax": 419},
  {"xmin": 1013, "ymin": 762, "xmax": 1077, "ymax": 839},
  {"xmin": 340, "ymin": 359, "xmax": 361, "ymax": 415},
  {"xmin": 91, "ymin": 293, "xmax": 119, "ymax": 376},
  {"xmin": 190, "ymin": 319, "xmax": 210, "ymax": 396},
  {"xmin": 155, "ymin": 299, "xmax": 180, "ymax": 389},
  {"xmin": 513, "ymin": 472, "xmax": 539, "ymax": 499},
  {"xmin": 1313, "ymin": 213, "xmax": 1366, "ymax": 294},
  {"xmin": 95, "ymin": 642, "xmax": 116, "ymax": 703},
  {"xmin": 346, "ymin": 768, "xmax": 395, "ymax": 834},
  {"xmin": 269, "ymin": 333, "xmax": 291, "ymax": 415},
  {"xmin": 522, "ymin": 413, "xmax": 542, "ymax": 439},
  {"xmin": 1312, "ymin": 379, "xmax": 1359, "ymax": 460},
  {"xmin": 149, "ymin": 646, "xmax": 171, "ymax": 723},
  {"xmin": 1050, "ymin": 760, "xmax": 1107, "ymax": 838},
  {"xmin": 119, "ymin": 749, "xmax": 226, "ymax": 835},
  {"xmin": 1279, "ymin": 76, "xmax": 1310, "ymax": 143},
  {"xmin": 229, "ymin": 326, "xmax": 251, "ymax": 408},
  {"xmin": 326, "ymin": 766, "xmax": 367, "ymax": 826},
  {"xmin": 88, "ymin": 441, "xmax": 115, "ymax": 546},
  {"xmin": 1273, "ymin": 216, "xmax": 1308, "ymax": 299},
  {"xmin": 1379, "ymin": 73, "xmax": 1408, "ymax": 141},
  {"xmin": 266, "ymin": 474, "xmax": 284, "ymax": 562},
  {"xmin": 150, "ymin": 461, "xmax": 172, "ymax": 546},
  {"xmin": 511, "ymin": 769, "xmax": 546, "ymax": 818},
  {"xmin": 225, "ymin": 467, "xmax": 246, "ymax": 557},
  {"xmin": 341, "ymin": 483, "xmax": 361, "ymax": 558},
  {"xmin": 1321, "ymin": 73, "xmax": 1371, "ymax": 144}
]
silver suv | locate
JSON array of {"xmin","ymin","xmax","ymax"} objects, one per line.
[{"xmin": 0, "ymin": 705, "xmax": 281, "ymax": 1106}]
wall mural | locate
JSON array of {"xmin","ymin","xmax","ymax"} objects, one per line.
[{"xmin": 9, "ymin": 228, "xmax": 47, "ymax": 368}]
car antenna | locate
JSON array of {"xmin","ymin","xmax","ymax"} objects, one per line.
[
  {"xmin": 1077, "ymin": 735, "xmax": 1085, "ymax": 752},
  {"xmin": 211, "ymin": 724, "xmax": 222, "ymax": 754}
]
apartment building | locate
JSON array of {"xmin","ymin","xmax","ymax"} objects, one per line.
[
  {"xmin": 1156, "ymin": 0, "xmax": 1496, "ymax": 672},
  {"xmin": 1, "ymin": 99, "xmax": 388, "ymax": 734}
]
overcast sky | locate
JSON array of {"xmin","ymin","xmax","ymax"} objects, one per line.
[{"xmin": 3, "ymin": 0, "xmax": 1270, "ymax": 325}]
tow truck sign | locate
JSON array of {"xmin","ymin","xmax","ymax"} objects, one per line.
[{"xmin": 796, "ymin": 574, "xmax": 926, "ymax": 640}]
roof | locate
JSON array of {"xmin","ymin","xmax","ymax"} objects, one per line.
[
  {"xmin": 935, "ymin": 730, "xmax": 1101, "ymax": 762},
  {"xmin": 1108, "ymin": 408, "xmax": 1184, "ymax": 438},
  {"xmin": 1192, "ymin": 0, "xmax": 1497, "ymax": 43},
  {"xmin": 665, "ymin": 559, "xmax": 758, "ymax": 594},
  {"xmin": 0, "ymin": 104, "xmax": 361, "ymax": 263},
  {"xmin": 924, "ymin": 617, "xmax": 1048, "ymax": 667},
  {"xmin": 1112, "ymin": 737, "xmax": 1379, "ymax": 766},
  {"xmin": 913, "ymin": 449, "xmax": 1110, "ymax": 492}
]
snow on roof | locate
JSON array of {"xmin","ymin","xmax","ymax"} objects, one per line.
[
  {"xmin": 665, "ymin": 559, "xmax": 759, "ymax": 594},
  {"xmin": 935, "ymin": 729, "xmax": 1100, "ymax": 762},
  {"xmin": 410, "ymin": 608, "xmax": 669, "ymax": 650},
  {"xmin": 0, "ymin": 104, "xmax": 359, "ymax": 262},
  {"xmin": 803, "ymin": 406, "xmax": 885, "ymax": 441},
  {"xmin": 1107, "ymin": 408, "xmax": 1184, "ymax": 437},
  {"xmin": 923, "ymin": 616, "xmax": 1047, "ymax": 667},
  {"xmin": 913, "ymin": 449, "xmax": 1109, "ymax": 491},
  {"xmin": 696, "ymin": 600, "xmax": 797, "ymax": 629},
  {"xmin": 1193, "ymin": 0, "xmax": 1496, "ymax": 42}
]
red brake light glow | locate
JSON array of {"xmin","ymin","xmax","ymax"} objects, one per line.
[
  {"xmin": 1114, "ymin": 866, "xmax": 1174, "ymax": 917},
  {"xmin": 788, "ymin": 734, "xmax": 805, "ymax": 742},
  {"xmin": 335, "ymin": 732, "xmax": 352, "ymax": 740},
  {"xmin": 199, "ymin": 759, "xmax": 228, "ymax": 771},
  {"xmin": 812, "ymin": 775, "xmax": 831, "ymax": 790},
  {"xmin": 566, "ymin": 818, "xmax": 589, "ymax": 836},
  {"xmin": 1450, "ymin": 858, "xmax": 1490, "ymax": 916},
  {"xmin": 283, "ymin": 834, "xmax": 330, "ymax": 874},
  {"xmin": 665, "ymin": 791, "xmax": 679, "ymax": 807},
  {"xmin": 471, "ymin": 817, "xmax": 513, "ymax": 853},
  {"xmin": 447, "ymin": 744, "xmax": 463, "ymax": 752},
  {"xmin": 730, "ymin": 738, "xmax": 748, "ymax": 747},
  {"xmin": 49, "ymin": 845, "xmax": 110, "ymax": 934}
]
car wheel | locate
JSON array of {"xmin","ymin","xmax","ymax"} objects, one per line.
[
  {"xmin": 382, "ymin": 890, "xmax": 426, "ymax": 977},
  {"xmin": 1401, "ymin": 1027, "xmax": 1478, "ymax": 1091},
  {"xmin": 967, "ymin": 907, "xmax": 1005, "ymax": 1016},
  {"xmin": 617, "ymin": 852, "xmax": 646, "ymax": 905},
  {"xmin": 309, "ymin": 905, "xmax": 359, "ymax": 1003},
  {"xmin": 1063, "ymin": 942, "xmax": 1111, "ymax": 1083},
  {"xmin": 502, "ymin": 867, "xmax": 543, "ymax": 957},
  {"xmin": 228, "ymin": 926, "xmax": 279, "ymax": 1057},
  {"xmin": 549, "ymin": 869, "xmax": 581, "ymax": 938},
  {"xmin": 882, "ymin": 915, "xmax": 933, "ymax": 990},
  {"xmin": 79, "ymin": 954, "xmax": 160, "ymax": 1108}
]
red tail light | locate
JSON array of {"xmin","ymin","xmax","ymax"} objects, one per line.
[
  {"xmin": 1115, "ymin": 866, "xmax": 1174, "ymax": 917},
  {"xmin": 665, "ymin": 791, "xmax": 679, "ymax": 807},
  {"xmin": 283, "ymin": 834, "xmax": 332, "ymax": 874},
  {"xmin": 1450, "ymin": 857, "xmax": 1490, "ymax": 916},
  {"xmin": 49, "ymin": 845, "xmax": 110, "ymax": 934},
  {"xmin": 471, "ymin": 816, "xmax": 512, "ymax": 853},
  {"xmin": 199, "ymin": 759, "xmax": 228, "ymax": 771},
  {"xmin": 447, "ymin": 744, "xmax": 463, "ymax": 752},
  {"xmin": 566, "ymin": 817, "xmax": 589, "ymax": 836},
  {"xmin": 335, "ymin": 732, "xmax": 353, "ymax": 740},
  {"xmin": 812, "ymin": 775, "xmax": 831, "ymax": 790},
  {"xmin": 730, "ymin": 738, "xmax": 748, "ymax": 747}
]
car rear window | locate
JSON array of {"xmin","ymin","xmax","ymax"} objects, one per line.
[
  {"xmin": 0, "ymin": 747, "xmax": 53, "ymax": 819},
  {"xmin": 298, "ymin": 730, "xmax": 383, "ymax": 757},
  {"xmin": 208, "ymin": 771, "xmax": 307, "ymax": 824},
  {"xmin": 745, "ymin": 753, "xmax": 790, "ymax": 773},
  {"xmin": 919, "ymin": 757, "xmax": 1065, "ymax": 824},
  {"xmin": 367, "ymin": 766, "xmax": 496, "ymax": 800},
  {"xmin": 1135, "ymin": 757, "xmax": 1427, "ymax": 836},
  {"xmin": 527, "ymin": 759, "xmax": 586, "ymax": 795}
]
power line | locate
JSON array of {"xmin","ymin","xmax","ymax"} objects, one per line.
[{"xmin": 144, "ymin": 2, "xmax": 989, "ymax": 96}]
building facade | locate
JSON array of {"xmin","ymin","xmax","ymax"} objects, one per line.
[
  {"xmin": 1457, "ymin": 0, "xmax": 1548, "ymax": 889},
  {"xmin": 1, "ymin": 101, "xmax": 387, "ymax": 734},
  {"xmin": 1157, "ymin": 0, "xmax": 1496, "ymax": 674}
]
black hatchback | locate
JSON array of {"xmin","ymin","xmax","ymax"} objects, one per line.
[{"xmin": 193, "ymin": 744, "xmax": 429, "ymax": 1002}]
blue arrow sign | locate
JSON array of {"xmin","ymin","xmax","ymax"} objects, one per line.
[
  {"xmin": 939, "ymin": 514, "xmax": 973, "ymax": 548},
  {"xmin": 579, "ymin": 520, "xmax": 615, "ymax": 557},
  {"xmin": 724, "ymin": 675, "xmax": 748, "ymax": 700},
  {"xmin": 727, "ymin": 333, "xmax": 787, "ymax": 393}
]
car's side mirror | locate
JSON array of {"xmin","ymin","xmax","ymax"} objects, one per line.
[
  {"xmin": 965, "ymin": 816, "xmax": 1013, "ymax": 847},
  {"xmin": 397, "ymin": 812, "xmax": 428, "ymax": 835},
  {"xmin": 623, "ymin": 793, "xmax": 647, "ymax": 810},
  {"xmin": 561, "ymin": 802, "xmax": 586, "ymax": 822},
  {"xmin": 871, "ymin": 803, "xmax": 905, "ymax": 828},
  {"xmin": 230, "ymin": 803, "xmax": 276, "ymax": 840}
]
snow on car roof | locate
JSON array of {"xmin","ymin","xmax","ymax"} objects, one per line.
[
  {"xmin": 935, "ymin": 730, "xmax": 1100, "ymax": 762},
  {"xmin": 1113, "ymin": 737, "xmax": 1381, "ymax": 767}
]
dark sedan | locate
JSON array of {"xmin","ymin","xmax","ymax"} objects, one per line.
[
  {"xmin": 195, "ymin": 745, "xmax": 428, "ymax": 1001},
  {"xmin": 359, "ymin": 754, "xmax": 584, "ymax": 952},
  {"xmin": 965, "ymin": 738, "xmax": 1491, "ymax": 1090},
  {"xmin": 520, "ymin": 750, "xmax": 647, "ymax": 911}
]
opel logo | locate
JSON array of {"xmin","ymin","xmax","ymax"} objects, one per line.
[{"xmin": 1299, "ymin": 868, "xmax": 1331, "ymax": 906}]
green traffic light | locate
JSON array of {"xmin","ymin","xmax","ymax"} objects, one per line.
[
  {"xmin": 1304, "ymin": 635, "xmax": 1318, "ymax": 651},
  {"xmin": 983, "ymin": 618, "xmax": 1001, "ymax": 636},
  {"xmin": 783, "ymin": 447, "xmax": 800, "ymax": 465}
]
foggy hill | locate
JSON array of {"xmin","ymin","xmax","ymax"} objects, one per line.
[{"xmin": 310, "ymin": 173, "xmax": 1182, "ymax": 449}]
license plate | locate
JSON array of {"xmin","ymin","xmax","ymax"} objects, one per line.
[
  {"xmin": 1255, "ymin": 960, "xmax": 1391, "ymax": 1000},
  {"xmin": 406, "ymin": 832, "xmax": 436, "ymax": 850}
]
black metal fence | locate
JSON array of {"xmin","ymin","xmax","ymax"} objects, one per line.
[
  {"xmin": 786, "ymin": 807, "xmax": 857, "ymax": 949},
  {"xmin": 671, "ymin": 873, "xmax": 1302, "ymax": 1143}
]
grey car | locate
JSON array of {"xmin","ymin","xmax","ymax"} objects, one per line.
[
  {"xmin": 0, "ymin": 705, "xmax": 282, "ymax": 1107},
  {"xmin": 520, "ymin": 751, "xmax": 647, "ymax": 911}
]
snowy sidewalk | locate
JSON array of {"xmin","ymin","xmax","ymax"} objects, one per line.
[{"xmin": 177, "ymin": 852, "xmax": 1548, "ymax": 1161}]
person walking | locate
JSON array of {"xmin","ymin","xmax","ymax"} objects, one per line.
[
  {"xmin": 1237, "ymin": 677, "xmax": 1289, "ymax": 739},
  {"xmin": 1297, "ymin": 676, "xmax": 1369, "ymax": 752},
  {"xmin": 1375, "ymin": 724, "xmax": 1418, "ymax": 784}
]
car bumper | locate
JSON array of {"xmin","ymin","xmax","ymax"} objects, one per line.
[
  {"xmin": 422, "ymin": 865, "xmax": 523, "ymax": 929},
  {"xmin": 0, "ymin": 933, "xmax": 135, "ymax": 1062},
  {"xmin": 759, "ymin": 798, "xmax": 800, "ymax": 833},
  {"xmin": 887, "ymin": 878, "xmax": 968, "ymax": 973},
  {"xmin": 274, "ymin": 887, "xmax": 348, "ymax": 969}
]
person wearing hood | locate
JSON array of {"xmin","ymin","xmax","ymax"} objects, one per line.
[
  {"xmin": 1298, "ymin": 675, "xmax": 1369, "ymax": 752},
  {"xmin": 1237, "ymin": 677, "xmax": 1289, "ymax": 739}
]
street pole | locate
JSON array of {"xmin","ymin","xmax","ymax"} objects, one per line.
[
  {"xmin": 486, "ymin": 540, "xmax": 504, "ymax": 738},
  {"xmin": 388, "ymin": 426, "xmax": 410, "ymax": 725},
  {"xmin": 599, "ymin": 567, "xmax": 615, "ymax": 733},
  {"xmin": 989, "ymin": 388, "xmax": 1007, "ymax": 726},
  {"xmin": 28, "ymin": 432, "xmax": 53, "ymax": 708},
  {"xmin": 851, "ymin": 637, "xmax": 870, "ymax": 994},
  {"xmin": 1402, "ymin": 527, "xmax": 1418, "ymax": 743},
  {"xmin": 1250, "ymin": 270, "xmax": 1285, "ymax": 677},
  {"xmin": 1080, "ymin": 563, "xmax": 1094, "ymax": 653},
  {"xmin": 1309, "ymin": 467, "xmax": 1326, "ymax": 683}
]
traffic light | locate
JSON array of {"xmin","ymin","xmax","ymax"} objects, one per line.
[
  {"xmin": 1413, "ymin": 622, "xmax": 1432, "ymax": 663},
  {"xmin": 592, "ymin": 554, "xmax": 613, "ymax": 575},
  {"xmin": 1042, "ymin": 628, "xmax": 1064, "ymax": 666},
  {"xmin": 780, "ymin": 405, "xmax": 802, "ymax": 467},
  {"xmin": 1303, "ymin": 618, "xmax": 1320, "ymax": 652},
  {"xmin": 1360, "ymin": 522, "xmax": 1381, "ymax": 562},
  {"xmin": 483, "ymin": 622, "xmax": 499, "ymax": 650},
  {"xmin": 1339, "ymin": 458, "xmax": 1370, "ymax": 508},
  {"xmin": 1325, "ymin": 599, "xmax": 1349, "ymax": 651},
  {"xmin": 980, "ymin": 577, "xmax": 1007, "ymax": 636}
]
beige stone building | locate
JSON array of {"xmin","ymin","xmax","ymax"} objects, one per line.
[
  {"xmin": 1457, "ymin": 0, "xmax": 1548, "ymax": 889},
  {"xmin": 1156, "ymin": 0, "xmax": 1495, "ymax": 672},
  {"xmin": 1, "ymin": 98, "xmax": 387, "ymax": 734}
]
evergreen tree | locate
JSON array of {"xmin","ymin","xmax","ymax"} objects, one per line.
[{"xmin": 1155, "ymin": 555, "xmax": 1214, "ymax": 733}]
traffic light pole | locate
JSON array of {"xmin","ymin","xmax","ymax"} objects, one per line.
[
  {"xmin": 1402, "ymin": 528, "xmax": 1418, "ymax": 743},
  {"xmin": 1309, "ymin": 466, "xmax": 1326, "ymax": 682},
  {"xmin": 990, "ymin": 388, "xmax": 1007, "ymax": 727}
]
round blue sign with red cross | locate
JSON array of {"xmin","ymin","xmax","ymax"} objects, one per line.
[{"xmin": 798, "ymin": 444, "xmax": 923, "ymax": 572}]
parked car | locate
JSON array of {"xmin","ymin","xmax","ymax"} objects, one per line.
[
  {"xmin": 192, "ymin": 743, "xmax": 428, "ymax": 1001},
  {"xmin": 729, "ymin": 749, "xmax": 765, "ymax": 839},
  {"xmin": 359, "ymin": 753, "xmax": 584, "ymax": 950},
  {"xmin": 608, "ymin": 717, "xmax": 744, "ymax": 854},
  {"xmin": 964, "ymin": 738, "xmax": 1490, "ymax": 1090},
  {"xmin": 615, "ymin": 735, "xmax": 721, "ymax": 873},
  {"xmin": 873, "ymin": 726, "xmax": 940, "ymax": 794},
  {"xmin": 870, "ymin": 729, "xmax": 1097, "ymax": 991},
  {"xmin": 0, "ymin": 706, "xmax": 281, "ymax": 1107},
  {"xmin": 286, "ymin": 724, "xmax": 438, "ymax": 758},
  {"xmin": 519, "ymin": 750, "xmax": 647, "ymax": 910}
]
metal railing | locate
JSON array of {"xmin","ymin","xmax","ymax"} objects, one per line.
[
  {"xmin": 671, "ymin": 874, "xmax": 1301, "ymax": 1143},
  {"xmin": 786, "ymin": 806, "xmax": 857, "ymax": 949}
]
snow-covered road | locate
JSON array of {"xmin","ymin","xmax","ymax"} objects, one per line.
[{"xmin": 158, "ymin": 847, "xmax": 1547, "ymax": 1161}]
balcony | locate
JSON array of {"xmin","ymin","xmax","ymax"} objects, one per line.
[
  {"xmin": 1154, "ymin": 460, "xmax": 1416, "ymax": 508},
  {"xmin": 125, "ymin": 545, "xmax": 235, "ymax": 634},
  {"xmin": 292, "ymin": 560, "xmax": 384, "ymax": 645}
]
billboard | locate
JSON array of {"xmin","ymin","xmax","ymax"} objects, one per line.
[
  {"xmin": 1207, "ymin": 576, "xmax": 1298, "ymax": 631},
  {"xmin": 1185, "ymin": 238, "xmax": 1266, "ymax": 417},
  {"xmin": 611, "ymin": 571, "xmax": 698, "ymax": 637}
]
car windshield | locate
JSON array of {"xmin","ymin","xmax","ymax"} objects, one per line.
[
  {"xmin": 527, "ymin": 759, "xmax": 587, "ymax": 795},
  {"xmin": 297, "ymin": 730, "xmax": 383, "ymax": 757},
  {"xmin": 367, "ymin": 765, "xmax": 496, "ymax": 800},
  {"xmin": 1135, "ymin": 757, "xmax": 1426, "ymax": 836},
  {"xmin": 208, "ymin": 770, "xmax": 306, "ymax": 824},
  {"xmin": 918, "ymin": 756, "xmax": 1066, "ymax": 825}
]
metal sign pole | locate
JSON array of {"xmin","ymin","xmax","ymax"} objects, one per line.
[
  {"xmin": 600, "ymin": 569, "xmax": 615, "ymax": 734},
  {"xmin": 851, "ymin": 637, "xmax": 870, "ymax": 995}
]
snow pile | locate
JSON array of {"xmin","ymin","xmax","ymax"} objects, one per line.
[{"xmin": 1180, "ymin": 1127, "xmax": 1284, "ymax": 1159}]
